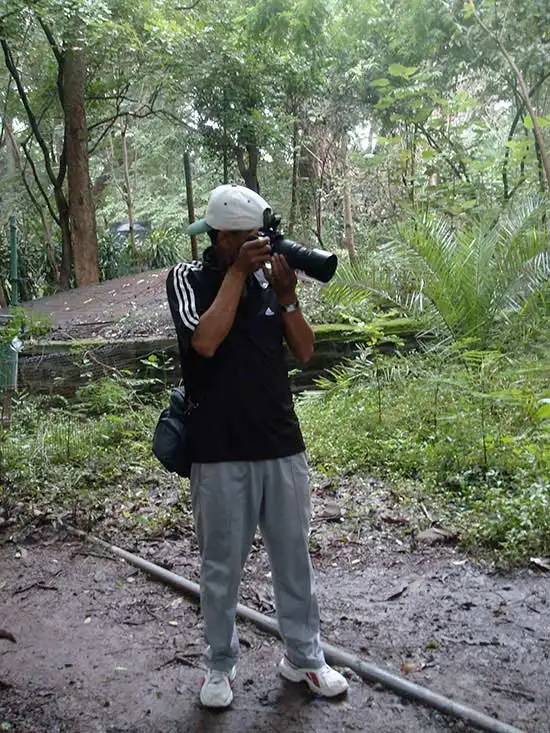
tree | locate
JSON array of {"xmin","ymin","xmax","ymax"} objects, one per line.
[
  {"xmin": 1, "ymin": 8, "xmax": 99, "ymax": 287},
  {"xmin": 62, "ymin": 15, "xmax": 99, "ymax": 286}
]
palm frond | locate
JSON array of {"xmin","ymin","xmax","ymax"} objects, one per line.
[{"xmin": 325, "ymin": 195, "xmax": 549, "ymax": 363}]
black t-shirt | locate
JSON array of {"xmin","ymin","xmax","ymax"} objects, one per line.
[{"xmin": 166, "ymin": 248, "xmax": 305, "ymax": 463}]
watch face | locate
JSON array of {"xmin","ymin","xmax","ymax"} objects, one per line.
[{"xmin": 282, "ymin": 302, "xmax": 299, "ymax": 313}]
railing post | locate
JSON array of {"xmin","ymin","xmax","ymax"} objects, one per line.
[{"xmin": 9, "ymin": 215, "xmax": 18, "ymax": 306}]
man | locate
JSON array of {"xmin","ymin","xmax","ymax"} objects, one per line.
[{"xmin": 166, "ymin": 183, "xmax": 348, "ymax": 708}]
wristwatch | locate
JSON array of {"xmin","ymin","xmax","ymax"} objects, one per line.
[{"xmin": 280, "ymin": 300, "xmax": 300, "ymax": 313}]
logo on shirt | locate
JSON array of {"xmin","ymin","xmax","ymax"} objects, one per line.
[{"xmin": 265, "ymin": 307, "xmax": 275, "ymax": 316}]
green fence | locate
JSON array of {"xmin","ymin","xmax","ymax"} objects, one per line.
[{"xmin": 0, "ymin": 314, "xmax": 18, "ymax": 423}]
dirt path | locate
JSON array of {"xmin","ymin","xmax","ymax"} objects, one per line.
[
  {"xmin": 2, "ymin": 480, "xmax": 549, "ymax": 733},
  {"xmin": 20, "ymin": 269, "xmax": 173, "ymax": 340}
]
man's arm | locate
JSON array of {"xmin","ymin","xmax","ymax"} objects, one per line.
[
  {"xmin": 191, "ymin": 267, "xmax": 246, "ymax": 357},
  {"xmin": 191, "ymin": 237, "xmax": 271, "ymax": 358},
  {"xmin": 266, "ymin": 254, "xmax": 315, "ymax": 364},
  {"xmin": 281, "ymin": 308, "xmax": 315, "ymax": 364}
]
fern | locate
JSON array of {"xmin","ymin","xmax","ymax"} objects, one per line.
[{"xmin": 325, "ymin": 195, "xmax": 550, "ymax": 348}]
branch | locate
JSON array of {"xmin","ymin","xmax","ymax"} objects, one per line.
[
  {"xmin": 56, "ymin": 129, "xmax": 67, "ymax": 188},
  {"xmin": 471, "ymin": 4, "xmax": 550, "ymax": 190},
  {"xmin": 175, "ymin": 0, "xmax": 202, "ymax": 8},
  {"xmin": 36, "ymin": 16, "xmax": 63, "ymax": 65},
  {"xmin": 88, "ymin": 105, "xmax": 195, "ymax": 153},
  {"xmin": 417, "ymin": 123, "xmax": 470, "ymax": 182},
  {"xmin": 1, "ymin": 39, "xmax": 58, "ymax": 186},
  {"xmin": 37, "ymin": 17, "xmax": 64, "ymax": 109},
  {"xmin": 89, "ymin": 114, "xmax": 118, "ymax": 154},
  {"xmin": 88, "ymin": 108, "xmax": 158, "ymax": 132},
  {"xmin": 20, "ymin": 140, "xmax": 60, "ymax": 225},
  {"xmin": 502, "ymin": 72, "xmax": 550, "ymax": 199}
]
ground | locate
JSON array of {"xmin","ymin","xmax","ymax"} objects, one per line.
[
  {"xmin": 18, "ymin": 268, "xmax": 323, "ymax": 340},
  {"xmin": 1, "ymin": 475, "xmax": 549, "ymax": 733},
  {"xmin": 4, "ymin": 276, "xmax": 549, "ymax": 731},
  {"xmin": 21, "ymin": 269, "xmax": 174, "ymax": 340}
]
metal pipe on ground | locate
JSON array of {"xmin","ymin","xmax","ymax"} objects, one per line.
[{"xmin": 65, "ymin": 525, "xmax": 525, "ymax": 733}]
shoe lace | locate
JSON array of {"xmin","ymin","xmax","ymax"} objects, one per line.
[
  {"xmin": 317, "ymin": 664, "xmax": 337, "ymax": 681},
  {"xmin": 207, "ymin": 670, "xmax": 229, "ymax": 685}
]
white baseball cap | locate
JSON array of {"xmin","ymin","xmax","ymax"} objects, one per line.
[{"xmin": 187, "ymin": 184, "xmax": 271, "ymax": 235}]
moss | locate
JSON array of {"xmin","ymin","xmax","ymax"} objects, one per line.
[
  {"xmin": 313, "ymin": 317, "xmax": 421, "ymax": 343},
  {"xmin": 24, "ymin": 317, "xmax": 422, "ymax": 355}
]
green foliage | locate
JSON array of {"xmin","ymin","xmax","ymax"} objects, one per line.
[
  {"xmin": 298, "ymin": 348, "xmax": 550, "ymax": 562},
  {"xmin": 324, "ymin": 196, "xmax": 550, "ymax": 348},
  {"xmin": 0, "ymin": 307, "xmax": 51, "ymax": 343},
  {"xmin": 4, "ymin": 0, "xmax": 550, "ymax": 295},
  {"xmin": 75, "ymin": 376, "xmax": 132, "ymax": 415},
  {"xmin": 98, "ymin": 226, "xmax": 186, "ymax": 279},
  {"xmin": 0, "ymin": 382, "xmax": 187, "ymax": 533}
]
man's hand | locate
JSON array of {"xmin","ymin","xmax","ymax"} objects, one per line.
[
  {"xmin": 231, "ymin": 237, "xmax": 271, "ymax": 276},
  {"xmin": 264, "ymin": 253, "xmax": 298, "ymax": 306}
]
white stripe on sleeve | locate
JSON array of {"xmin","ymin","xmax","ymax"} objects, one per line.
[{"xmin": 172, "ymin": 263, "xmax": 201, "ymax": 330}]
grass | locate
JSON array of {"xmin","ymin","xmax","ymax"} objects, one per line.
[
  {"xmin": 1, "ymin": 346, "xmax": 549, "ymax": 565},
  {"xmin": 297, "ymin": 348, "xmax": 550, "ymax": 563},
  {"xmin": 0, "ymin": 380, "xmax": 189, "ymax": 536}
]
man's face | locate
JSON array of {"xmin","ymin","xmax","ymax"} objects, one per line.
[{"xmin": 217, "ymin": 229, "xmax": 259, "ymax": 265}]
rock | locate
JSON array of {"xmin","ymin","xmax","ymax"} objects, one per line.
[{"xmin": 417, "ymin": 527, "xmax": 457, "ymax": 545}]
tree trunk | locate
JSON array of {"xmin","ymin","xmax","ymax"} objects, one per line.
[
  {"xmin": 222, "ymin": 89, "xmax": 229, "ymax": 184},
  {"xmin": 40, "ymin": 209, "xmax": 59, "ymax": 283},
  {"xmin": 342, "ymin": 134, "xmax": 357, "ymax": 266},
  {"xmin": 56, "ymin": 184, "xmax": 72, "ymax": 288},
  {"xmin": 297, "ymin": 128, "xmax": 317, "ymax": 245},
  {"xmin": 288, "ymin": 117, "xmax": 300, "ymax": 237},
  {"xmin": 121, "ymin": 123, "xmax": 136, "ymax": 256},
  {"xmin": 64, "ymin": 25, "xmax": 99, "ymax": 287},
  {"xmin": 236, "ymin": 144, "xmax": 260, "ymax": 192}
]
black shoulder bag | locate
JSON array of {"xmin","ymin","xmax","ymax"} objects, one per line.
[{"xmin": 152, "ymin": 386, "xmax": 191, "ymax": 478}]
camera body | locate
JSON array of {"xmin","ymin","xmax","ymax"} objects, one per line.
[{"xmin": 260, "ymin": 211, "xmax": 338, "ymax": 283}]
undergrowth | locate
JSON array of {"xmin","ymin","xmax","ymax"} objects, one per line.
[
  {"xmin": 0, "ymin": 378, "xmax": 189, "ymax": 536},
  {"xmin": 1, "ymin": 344, "xmax": 549, "ymax": 565},
  {"xmin": 297, "ymin": 346, "xmax": 550, "ymax": 563}
]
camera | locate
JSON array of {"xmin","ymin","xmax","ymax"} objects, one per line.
[{"xmin": 260, "ymin": 211, "xmax": 338, "ymax": 283}]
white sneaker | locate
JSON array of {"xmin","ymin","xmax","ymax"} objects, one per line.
[
  {"xmin": 199, "ymin": 666, "xmax": 236, "ymax": 708},
  {"xmin": 279, "ymin": 656, "xmax": 349, "ymax": 697}
]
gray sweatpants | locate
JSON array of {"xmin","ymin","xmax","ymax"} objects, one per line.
[{"xmin": 190, "ymin": 452, "xmax": 325, "ymax": 672}]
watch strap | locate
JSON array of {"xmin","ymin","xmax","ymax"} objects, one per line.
[{"xmin": 280, "ymin": 300, "xmax": 300, "ymax": 313}]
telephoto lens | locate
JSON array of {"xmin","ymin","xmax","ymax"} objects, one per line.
[
  {"xmin": 260, "ymin": 210, "xmax": 338, "ymax": 283},
  {"xmin": 271, "ymin": 237, "xmax": 338, "ymax": 283}
]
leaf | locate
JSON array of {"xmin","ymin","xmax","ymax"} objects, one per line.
[
  {"xmin": 523, "ymin": 114, "xmax": 550, "ymax": 130},
  {"xmin": 535, "ymin": 401, "xmax": 550, "ymax": 420},
  {"xmin": 400, "ymin": 661, "xmax": 424, "ymax": 674},
  {"xmin": 370, "ymin": 77, "xmax": 391, "ymax": 88},
  {"xmin": 388, "ymin": 63, "xmax": 417, "ymax": 79}
]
